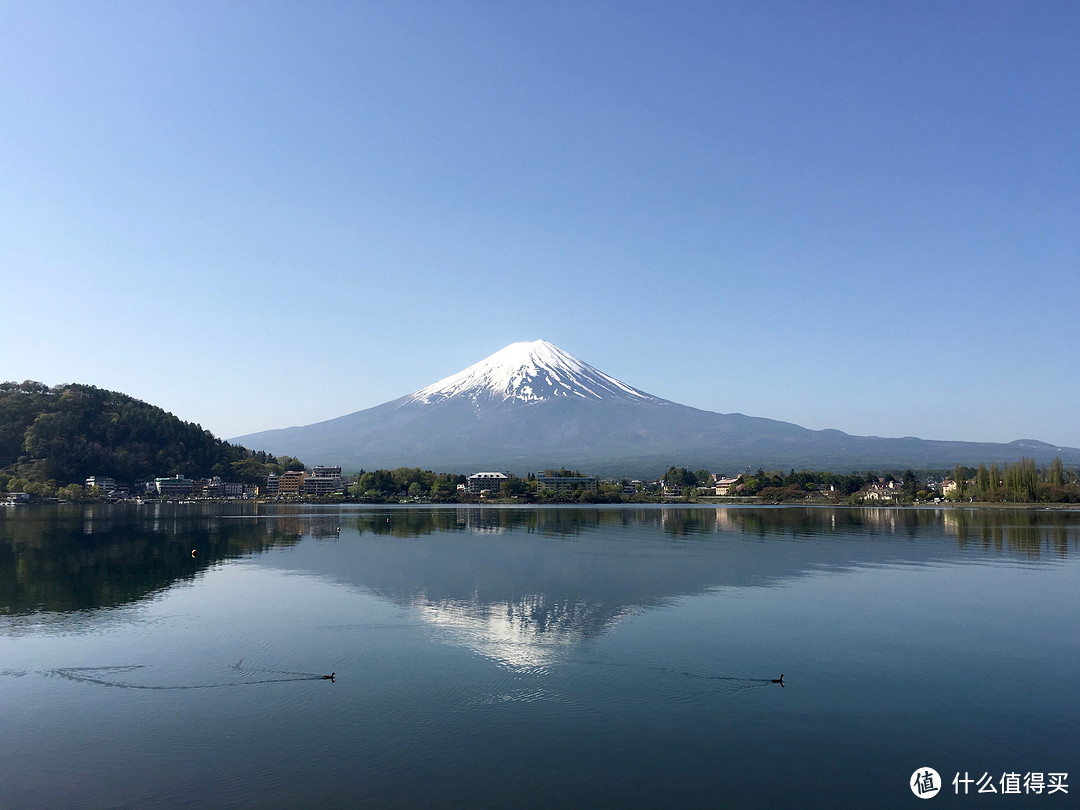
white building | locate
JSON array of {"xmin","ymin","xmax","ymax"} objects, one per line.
[
  {"xmin": 304, "ymin": 466, "xmax": 344, "ymax": 496},
  {"xmin": 714, "ymin": 476, "xmax": 742, "ymax": 496},
  {"xmin": 85, "ymin": 476, "xmax": 116, "ymax": 494},
  {"xmin": 155, "ymin": 475, "xmax": 194, "ymax": 497},
  {"xmin": 467, "ymin": 472, "xmax": 509, "ymax": 494}
]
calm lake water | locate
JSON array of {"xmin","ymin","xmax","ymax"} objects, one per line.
[{"xmin": 1, "ymin": 503, "xmax": 1077, "ymax": 808}]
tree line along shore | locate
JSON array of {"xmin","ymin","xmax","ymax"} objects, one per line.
[{"xmin": 5, "ymin": 461, "xmax": 1079, "ymax": 507}]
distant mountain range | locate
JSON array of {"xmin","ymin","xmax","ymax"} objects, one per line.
[{"xmin": 231, "ymin": 340, "xmax": 1080, "ymax": 476}]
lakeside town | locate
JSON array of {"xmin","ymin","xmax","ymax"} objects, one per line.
[{"xmin": 5, "ymin": 457, "xmax": 1076, "ymax": 507}]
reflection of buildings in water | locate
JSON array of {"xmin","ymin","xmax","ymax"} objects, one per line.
[
  {"xmin": 455, "ymin": 508, "xmax": 507, "ymax": 535},
  {"xmin": 660, "ymin": 508, "xmax": 704, "ymax": 534},
  {"xmin": 80, "ymin": 502, "xmax": 206, "ymax": 537},
  {"xmin": 267, "ymin": 516, "xmax": 341, "ymax": 540},
  {"xmin": 448, "ymin": 507, "xmax": 648, "ymax": 538},
  {"xmin": 413, "ymin": 591, "xmax": 632, "ymax": 670},
  {"xmin": 532, "ymin": 509, "xmax": 599, "ymax": 537},
  {"xmin": 306, "ymin": 519, "xmax": 342, "ymax": 540},
  {"xmin": 660, "ymin": 509, "xmax": 679, "ymax": 532},
  {"xmin": 941, "ymin": 510, "xmax": 959, "ymax": 535},
  {"xmin": 857, "ymin": 508, "xmax": 899, "ymax": 534},
  {"xmin": 714, "ymin": 507, "xmax": 735, "ymax": 532},
  {"xmin": 659, "ymin": 508, "xmax": 728, "ymax": 536}
]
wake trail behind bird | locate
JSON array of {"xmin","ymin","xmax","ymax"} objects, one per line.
[
  {"xmin": 46, "ymin": 665, "xmax": 331, "ymax": 690},
  {"xmin": 568, "ymin": 657, "xmax": 775, "ymax": 682},
  {"xmin": 561, "ymin": 657, "xmax": 782, "ymax": 696}
]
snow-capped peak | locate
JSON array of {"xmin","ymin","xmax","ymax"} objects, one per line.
[{"xmin": 408, "ymin": 340, "xmax": 662, "ymax": 405}]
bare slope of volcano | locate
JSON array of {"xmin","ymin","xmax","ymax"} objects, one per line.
[{"xmin": 231, "ymin": 340, "xmax": 1080, "ymax": 476}]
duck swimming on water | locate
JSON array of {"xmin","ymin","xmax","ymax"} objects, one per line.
[
  {"xmin": 771, "ymin": 674, "xmax": 784, "ymax": 687},
  {"xmin": 322, "ymin": 672, "xmax": 335, "ymax": 682}
]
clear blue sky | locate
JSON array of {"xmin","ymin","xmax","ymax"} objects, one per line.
[{"xmin": 3, "ymin": 1, "xmax": 1078, "ymax": 448}]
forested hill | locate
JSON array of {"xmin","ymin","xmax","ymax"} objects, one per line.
[{"xmin": 0, "ymin": 381, "xmax": 303, "ymax": 489}]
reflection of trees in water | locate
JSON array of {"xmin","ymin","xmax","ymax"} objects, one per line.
[
  {"xmin": 339, "ymin": 506, "xmax": 1080, "ymax": 558},
  {"xmin": 942, "ymin": 509, "xmax": 1078, "ymax": 558},
  {"xmin": 651, "ymin": 507, "xmax": 1079, "ymax": 558},
  {"xmin": 0, "ymin": 503, "xmax": 301, "ymax": 616},
  {"xmin": 710, "ymin": 507, "xmax": 940, "ymax": 540},
  {"xmin": 344, "ymin": 508, "xmax": 612, "ymax": 539},
  {"xmin": 260, "ymin": 506, "xmax": 661, "ymax": 540}
]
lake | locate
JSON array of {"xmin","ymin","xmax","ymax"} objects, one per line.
[{"xmin": 1, "ymin": 503, "xmax": 1077, "ymax": 808}]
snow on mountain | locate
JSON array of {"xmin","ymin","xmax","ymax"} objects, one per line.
[{"xmin": 407, "ymin": 340, "xmax": 665, "ymax": 406}]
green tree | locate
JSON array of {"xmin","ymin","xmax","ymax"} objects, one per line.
[
  {"xmin": 951, "ymin": 464, "xmax": 967, "ymax": 499},
  {"xmin": 662, "ymin": 467, "xmax": 696, "ymax": 488},
  {"xmin": 988, "ymin": 462, "xmax": 1001, "ymax": 499},
  {"xmin": 58, "ymin": 483, "xmax": 86, "ymax": 501},
  {"xmin": 1003, "ymin": 458, "xmax": 1038, "ymax": 501},
  {"xmin": 902, "ymin": 469, "xmax": 918, "ymax": 497},
  {"xmin": 500, "ymin": 476, "xmax": 529, "ymax": 497},
  {"xmin": 1048, "ymin": 456, "xmax": 1065, "ymax": 487}
]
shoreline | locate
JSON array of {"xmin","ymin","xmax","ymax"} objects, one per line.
[{"xmin": 9, "ymin": 497, "xmax": 1080, "ymax": 512}]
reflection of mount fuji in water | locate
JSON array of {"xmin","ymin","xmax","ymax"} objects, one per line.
[
  {"xmin": 4, "ymin": 505, "xmax": 1076, "ymax": 664},
  {"xmin": 258, "ymin": 506, "xmax": 1080, "ymax": 668}
]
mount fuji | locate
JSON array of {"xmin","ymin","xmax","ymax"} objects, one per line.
[{"xmin": 231, "ymin": 340, "xmax": 1079, "ymax": 476}]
